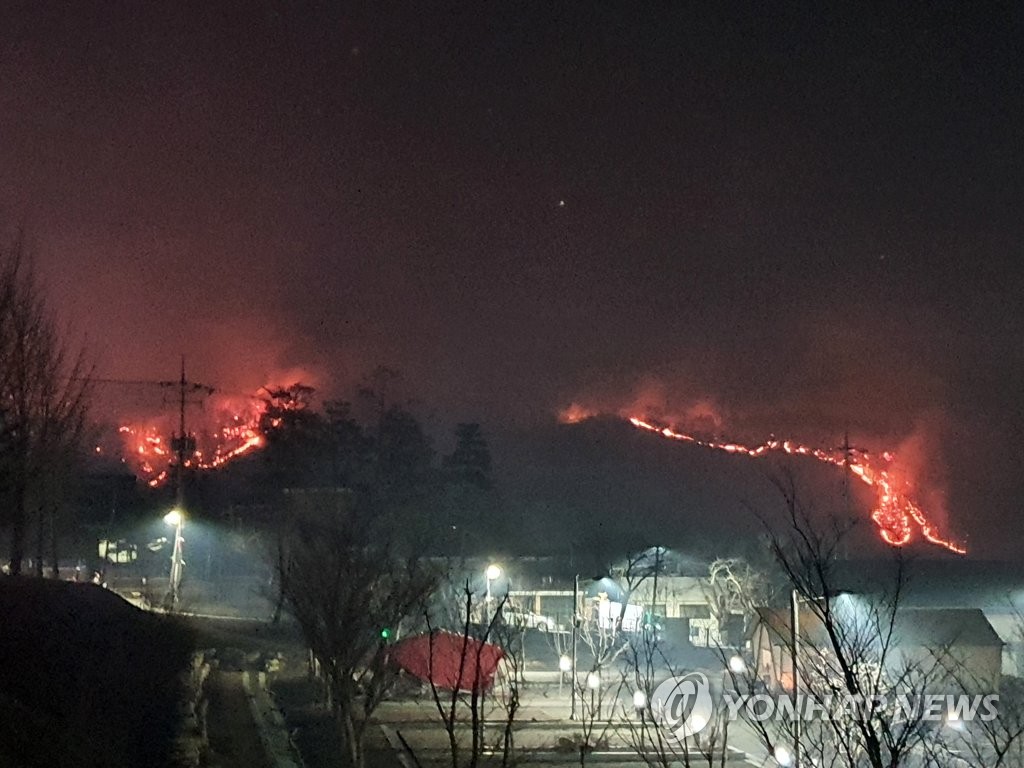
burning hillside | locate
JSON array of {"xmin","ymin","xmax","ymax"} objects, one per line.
[
  {"xmin": 558, "ymin": 405, "xmax": 965, "ymax": 555},
  {"xmin": 96, "ymin": 393, "xmax": 267, "ymax": 487}
]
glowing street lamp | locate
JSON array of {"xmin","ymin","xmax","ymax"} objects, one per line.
[
  {"xmin": 945, "ymin": 712, "xmax": 966, "ymax": 732},
  {"xmin": 558, "ymin": 654, "xmax": 571, "ymax": 695},
  {"xmin": 586, "ymin": 670, "xmax": 603, "ymax": 719},
  {"xmin": 485, "ymin": 563, "xmax": 502, "ymax": 605},
  {"xmin": 774, "ymin": 744, "xmax": 794, "ymax": 766},
  {"xmin": 164, "ymin": 509, "xmax": 185, "ymax": 609},
  {"xmin": 633, "ymin": 689, "xmax": 648, "ymax": 717},
  {"xmin": 729, "ymin": 655, "xmax": 747, "ymax": 674}
]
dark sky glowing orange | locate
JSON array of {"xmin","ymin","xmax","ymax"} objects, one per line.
[{"xmin": 3, "ymin": 4, "xmax": 1023, "ymax": 556}]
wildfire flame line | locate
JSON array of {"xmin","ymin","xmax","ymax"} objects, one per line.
[
  {"xmin": 627, "ymin": 416, "xmax": 966, "ymax": 555},
  {"xmin": 116, "ymin": 404, "xmax": 266, "ymax": 487}
]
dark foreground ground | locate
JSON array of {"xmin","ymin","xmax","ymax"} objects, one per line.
[
  {"xmin": 0, "ymin": 581, "xmax": 753, "ymax": 768},
  {"xmin": 0, "ymin": 576, "xmax": 196, "ymax": 767}
]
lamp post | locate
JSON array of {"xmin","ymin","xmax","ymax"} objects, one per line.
[
  {"xmin": 649, "ymin": 546, "xmax": 664, "ymax": 627},
  {"xmin": 570, "ymin": 572, "xmax": 580, "ymax": 720},
  {"xmin": 775, "ymin": 744, "xmax": 794, "ymax": 767},
  {"xmin": 559, "ymin": 654, "xmax": 571, "ymax": 696},
  {"xmin": 790, "ymin": 588, "xmax": 801, "ymax": 768},
  {"xmin": 164, "ymin": 509, "xmax": 184, "ymax": 609},
  {"xmin": 633, "ymin": 689, "xmax": 647, "ymax": 718},
  {"xmin": 587, "ymin": 669, "xmax": 602, "ymax": 719},
  {"xmin": 485, "ymin": 563, "xmax": 502, "ymax": 608},
  {"xmin": 788, "ymin": 589, "xmax": 852, "ymax": 767}
]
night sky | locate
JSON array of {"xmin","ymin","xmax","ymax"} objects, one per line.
[{"xmin": 2, "ymin": 4, "xmax": 1022, "ymax": 555}]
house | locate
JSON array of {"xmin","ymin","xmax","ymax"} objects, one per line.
[
  {"xmin": 985, "ymin": 613, "xmax": 1024, "ymax": 677},
  {"xmin": 750, "ymin": 605, "xmax": 1003, "ymax": 694},
  {"xmin": 890, "ymin": 609, "xmax": 1003, "ymax": 693},
  {"xmin": 629, "ymin": 575, "xmax": 744, "ymax": 646},
  {"xmin": 501, "ymin": 571, "xmax": 747, "ymax": 647}
]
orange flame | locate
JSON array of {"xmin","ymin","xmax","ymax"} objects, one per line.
[
  {"xmin": 559, "ymin": 402, "xmax": 597, "ymax": 424},
  {"xmin": 118, "ymin": 397, "xmax": 266, "ymax": 486},
  {"xmin": 627, "ymin": 416, "xmax": 966, "ymax": 555}
]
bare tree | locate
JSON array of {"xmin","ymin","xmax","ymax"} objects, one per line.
[
  {"xmin": 703, "ymin": 557, "xmax": 771, "ymax": 644},
  {"xmin": 0, "ymin": 234, "xmax": 92, "ymax": 575},
  {"xmin": 565, "ymin": 591, "xmax": 631, "ymax": 766},
  {"xmin": 277, "ymin": 491, "xmax": 439, "ymax": 768},
  {"xmin": 729, "ymin": 476, "xmax": 1024, "ymax": 768},
  {"xmin": 923, "ymin": 653, "xmax": 1024, "ymax": 767},
  {"xmin": 569, "ymin": 654, "xmax": 624, "ymax": 767},
  {"xmin": 619, "ymin": 626, "xmax": 733, "ymax": 768},
  {"xmin": 420, "ymin": 573, "xmax": 525, "ymax": 768}
]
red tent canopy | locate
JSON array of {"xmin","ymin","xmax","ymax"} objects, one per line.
[{"xmin": 390, "ymin": 631, "xmax": 504, "ymax": 692}]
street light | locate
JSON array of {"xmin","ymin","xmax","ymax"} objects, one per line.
[
  {"xmin": 587, "ymin": 669, "xmax": 602, "ymax": 719},
  {"xmin": 571, "ymin": 573, "xmax": 580, "ymax": 719},
  {"xmin": 774, "ymin": 744, "xmax": 794, "ymax": 766},
  {"xmin": 633, "ymin": 689, "xmax": 648, "ymax": 717},
  {"xmin": 944, "ymin": 708, "xmax": 968, "ymax": 732},
  {"xmin": 558, "ymin": 654, "xmax": 571, "ymax": 695},
  {"xmin": 485, "ymin": 563, "xmax": 502, "ymax": 605},
  {"xmin": 789, "ymin": 588, "xmax": 853, "ymax": 768},
  {"xmin": 164, "ymin": 509, "xmax": 185, "ymax": 610},
  {"xmin": 789, "ymin": 589, "xmax": 805, "ymax": 767},
  {"xmin": 729, "ymin": 655, "xmax": 747, "ymax": 674},
  {"xmin": 569, "ymin": 571, "xmax": 610, "ymax": 721}
]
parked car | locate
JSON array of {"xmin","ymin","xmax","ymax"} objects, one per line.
[{"xmin": 503, "ymin": 607, "xmax": 560, "ymax": 632}]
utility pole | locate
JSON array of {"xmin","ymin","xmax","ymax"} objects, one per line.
[
  {"xmin": 163, "ymin": 356, "xmax": 207, "ymax": 511},
  {"xmin": 175, "ymin": 357, "xmax": 188, "ymax": 510},
  {"xmin": 791, "ymin": 588, "xmax": 801, "ymax": 768},
  {"xmin": 649, "ymin": 546, "xmax": 663, "ymax": 625},
  {"xmin": 836, "ymin": 430, "xmax": 863, "ymax": 561},
  {"xmin": 840, "ymin": 430, "xmax": 852, "ymax": 513},
  {"xmin": 163, "ymin": 356, "xmax": 208, "ymax": 610},
  {"xmin": 570, "ymin": 572, "xmax": 579, "ymax": 720}
]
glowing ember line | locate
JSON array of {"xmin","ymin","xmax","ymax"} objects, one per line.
[
  {"xmin": 117, "ymin": 398, "xmax": 267, "ymax": 486},
  {"xmin": 628, "ymin": 417, "xmax": 966, "ymax": 555}
]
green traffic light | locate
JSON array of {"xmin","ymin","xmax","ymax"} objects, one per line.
[{"xmin": 380, "ymin": 628, "xmax": 391, "ymax": 639}]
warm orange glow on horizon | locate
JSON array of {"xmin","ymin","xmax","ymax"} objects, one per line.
[{"xmin": 558, "ymin": 402, "xmax": 597, "ymax": 424}]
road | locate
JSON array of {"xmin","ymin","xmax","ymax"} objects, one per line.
[
  {"xmin": 205, "ymin": 670, "xmax": 275, "ymax": 768},
  {"xmin": 371, "ymin": 688, "xmax": 773, "ymax": 766}
]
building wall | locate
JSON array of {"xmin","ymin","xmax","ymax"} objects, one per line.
[
  {"xmin": 752, "ymin": 622, "xmax": 1002, "ymax": 695},
  {"xmin": 894, "ymin": 645, "xmax": 1002, "ymax": 694},
  {"xmin": 629, "ymin": 576, "xmax": 709, "ymax": 618}
]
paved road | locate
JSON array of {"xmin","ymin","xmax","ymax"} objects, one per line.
[
  {"xmin": 374, "ymin": 690, "xmax": 773, "ymax": 766},
  {"xmin": 205, "ymin": 670, "xmax": 274, "ymax": 768}
]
